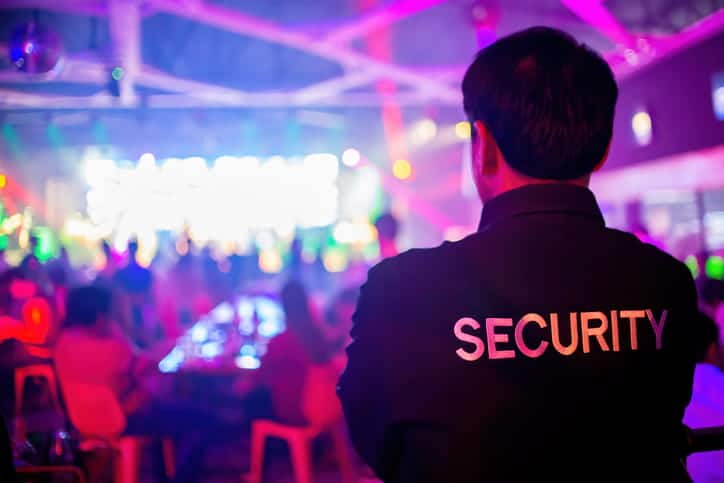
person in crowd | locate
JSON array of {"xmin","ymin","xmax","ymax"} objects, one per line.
[
  {"xmin": 96, "ymin": 240, "xmax": 120, "ymax": 284},
  {"xmin": 113, "ymin": 240, "xmax": 158, "ymax": 348},
  {"xmin": 158, "ymin": 252, "xmax": 211, "ymax": 340},
  {"xmin": 374, "ymin": 213, "xmax": 399, "ymax": 260},
  {"xmin": 240, "ymin": 280, "xmax": 340, "ymax": 426},
  {"xmin": 684, "ymin": 312, "xmax": 723, "ymax": 482},
  {"xmin": 0, "ymin": 245, "xmax": 9, "ymax": 274},
  {"xmin": 323, "ymin": 287, "xmax": 358, "ymax": 352},
  {"xmin": 339, "ymin": 26, "xmax": 703, "ymax": 482},
  {"xmin": 54, "ymin": 285, "xmax": 216, "ymax": 483}
]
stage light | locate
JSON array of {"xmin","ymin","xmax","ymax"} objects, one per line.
[
  {"xmin": 21, "ymin": 297, "xmax": 52, "ymax": 344},
  {"xmin": 139, "ymin": 152, "xmax": 155, "ymax": 165},
  {"xmin": 706, "ymin": 256, "xmax": 724, "ymax": 280},
  {"xmin": 631, "ymin": 110, "xmax": 652, "ymax": 146},
  {"xmin": 235, "ymin": 354, "xmax": 261, "ymax": 370},
  {"xmin": 713, "ymin": 85, "xmax": 724, "ymax": 121},
  {"xmin": 410, "ymin": 118, "xmax": 437, "ymax": 145},
  {"xmin": 455, "ymin": 121, "xmax": 471, "ymax": 139},
  {"xmin": 333, "ymin": 221, "xmax": 377, "ymax": 244},
  {"xmin": 84, "ymin": 159, "xmax": 117, "ymax": 186},
  {"xmin": 392, "ymin": 159, "xmax": 412, "ymax": 180},
  {"xmin": 342, "ymin": 148, "xmax": 361, "ymax": 167},
  {"xmin": 624, "ymin": 49, "xmax": 639, "ymax": 66},
  {"xmin": 304, "ymin": 153, "xmax": 339, "ymax": 181},
  {"xmin": 322, "ymin": 247, "xmax": 348, "ymax": 273},
  {"xmin": 259, "ymin": 249, "xmax": 282, "ymax": 273},
  {"xmin": 111, "ymin": 66, "xmax": 124, "ymax": 81},
  {"xmin": 183, "ymin": 157, "xmax": 209, "ymax": 182},
  {"xmin": 9, "ymin": 21, "xmax": 64, "ymax": 74}
]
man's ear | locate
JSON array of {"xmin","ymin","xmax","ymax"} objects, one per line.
[
  {"xmin": 593, "ymin": 142, "xmax": 611, "ymax": 172},
  {"xmin": 474, "ymin": 121, "xmax": 500, "ymax": 175}
]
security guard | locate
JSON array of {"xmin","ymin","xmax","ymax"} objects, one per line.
[{"xmin": 339, "ymin": 27, "xmax": 700, "ymax": 482}]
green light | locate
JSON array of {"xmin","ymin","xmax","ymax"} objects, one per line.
[
  {"xmin": 111, "ymin": 67, "xmax": 124, "ymax": 81},
  {"xmin": 0, "ymin": 235, "xmax": 7, "ymax": 251},
  {"xmin": 705, "ymin": 256, "xmax": 724, "ymax": 280},
  {"xmin": 46, "ymin": 123, "xmax": 63, "ymax": 148},
  {"xmin": 31, "ymin": 227, "xmax": 57, "ymax": 263},
  {"xmin": 684, "ymin": 255, "xmax": 700, "ymax": 279},
  {"xmin": 2, "ymin": 123, "xmax": 22, "ymax": 158},
  {"xmin": 92, "ymin": 120, "xmax": 109, "ymax": 144}
]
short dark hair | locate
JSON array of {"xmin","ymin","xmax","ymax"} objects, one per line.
[
  {"xmin": 462, "ymin": 26, "xmax": 618, "ymax": 180},
  {"xmin": 64, "ymin": 285, "xmax": 112, "ymax": 327}
]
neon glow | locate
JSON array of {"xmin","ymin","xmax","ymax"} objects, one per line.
[
  {"xmin": 392, "ymin": 159, "xmax": 412, "ymax": 180},
  {"xmin": 342, "ymin": 148, "xmax": 361, "ymax": 167},
  {"xmin": 632, "ymin": 111, "xmax": 653, "ymax": 146},
  {"xmin": 85, "ymin": 154, "xmax": 340, "ymax": 247},
  {"xmin": 455, "ymin": 121, "xmax": 471, "ymax": 139}
]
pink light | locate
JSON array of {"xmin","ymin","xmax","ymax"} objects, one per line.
[
  {"xmin": 361, "ymin": 0, "xmax": 410, "ymax": 165},
  {"xmin": 325, "ymin": 0, "xmax": 449, "ymax": 44},
  {"xmin": 560, "ymin": 0, "xmax": 635, "ymax": 49}
]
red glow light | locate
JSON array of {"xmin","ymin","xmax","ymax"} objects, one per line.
[
  {"xmin": 10, "ymin": 279, "xmax": 37, "ymax": 300},
  {"xmin": 20, "ymin": 297, "xmax": 52, "ymax": 344}
]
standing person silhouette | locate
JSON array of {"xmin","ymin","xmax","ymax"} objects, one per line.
[{"xmin": 339, "ymin": 27, "xmax": 701, "ymax": 482}]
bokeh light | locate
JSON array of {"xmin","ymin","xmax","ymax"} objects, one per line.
[
  {"xmin": 322, "ymin": 247, "xmax": 348, "ymax": 272},
  {"xmin": 342, "ymin": 148, "xmax": 361, "ymax": 167},
  {"xmin": 455, "ymin": 121, "xmax": 471, "ymax": 139},
  {"xmin": 392, "ymin": 159, "xmax": 413, "ymax": 180},
  {"xmin": 111, "ymin": 66, "xmax": 125, "ymax": 81},
  {"xmin": 410, "ymin": 118, "xmax": 437, "ymax": 145},
  {"xmin": 259, "ymin": 249, "xmax": 283, "ymax": 273},
  {"xmin": 705, "ymin": 255, "xmax": 724, "ymax": 280},
  {"xmin": 632, "ymin": 111, "xmax": 652, "ymax": 146}
]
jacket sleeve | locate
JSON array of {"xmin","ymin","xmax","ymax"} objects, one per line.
[{"xmin": 337, "ymin": 261, "xmax": 404, "ymax": 480}]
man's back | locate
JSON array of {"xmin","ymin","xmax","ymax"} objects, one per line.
[{"xmin": 339, "ymin": 184, "xmax": 698, "ymax": 481}]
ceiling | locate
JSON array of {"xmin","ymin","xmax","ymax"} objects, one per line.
[
  {"xmin": 0, "ymin": 0, "xmax": 722, "ymax": 111},
  {"xmin": 0, "ymin": 0, "xmax": 722, "ymax": 179}
]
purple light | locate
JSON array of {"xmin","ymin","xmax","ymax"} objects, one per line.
[{"xmin": 24, "ymin": 42, "xmax": 35, "ymax": 55}]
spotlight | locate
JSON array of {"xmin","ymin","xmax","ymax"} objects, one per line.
[
  {"xmin": 9, "ymin": 21, "xmax": 63, "ymax": 74},
  {"xmin": 392, "ymin": 159, "xmax": 412, "ymax": 180},
  {"xmin": 410, "ymin": 118, "xmax": 437, "ymax": 146},
  {"xmin": 631, "ymin": 110, "xmax": 652, "ymax": 146},
  {"xmin": 455, "ymin": 121, "xmax": 472, "ymax": 139},
  {"xmin": 342, "ymin": 148, "xmax": 361, "ymax": 167}
]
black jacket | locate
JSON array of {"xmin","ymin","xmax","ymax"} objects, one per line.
[{"xmin": 339, "ymin": 184, "xmax": 699, "ymax": 482}]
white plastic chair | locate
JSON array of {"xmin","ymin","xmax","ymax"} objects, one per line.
[{"xmin": 246, "ymin": 360, "xmax": 357, "ymax": 483}]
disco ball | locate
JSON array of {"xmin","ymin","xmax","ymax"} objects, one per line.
[{"xmin": 9, "ymin": 22, "xmax": 64, "ymax": 74}]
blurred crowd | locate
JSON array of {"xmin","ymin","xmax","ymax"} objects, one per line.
[{"xmin": 0, "ymin": 212, "xmax": 723, "ymax": 480}]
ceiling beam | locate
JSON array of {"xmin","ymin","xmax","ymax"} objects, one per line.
[
  {"xmin": 612, "ymin": 7, "xmax": 724, "ymax": 80},
  {"xmin": 323, "ymin": 0, "xmax": 449, "ymax": 45},
  {"xmin": 0, "ymin": 87, "xmax": 457, "ymax": 110},
  {"xmin": 559, "ymin": 0, "xmax": 636, "ymax": 49},
  {"xmin": 146, "ymin": 0, "xmax": 460, "ymax": 103},
  {"xmin": 292, "ymin": 70, "xmax": 381, "ymax": 104}
]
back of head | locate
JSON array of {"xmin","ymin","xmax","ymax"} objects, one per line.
[
  {"xmin": 65, "ymin": 285, "xmax": 112, "ymax": 328},
  {"xmin": 462, "ymin": 26, "xmax": 618, "ymax": 180},
  {"xmin": 127, "ymin": 239, "xmax": 139, "ymax": 257}
]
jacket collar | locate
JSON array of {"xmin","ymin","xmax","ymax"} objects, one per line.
[{"xmin": 478, "ymin": 183, "xmax": 605, "ymax": 232}]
